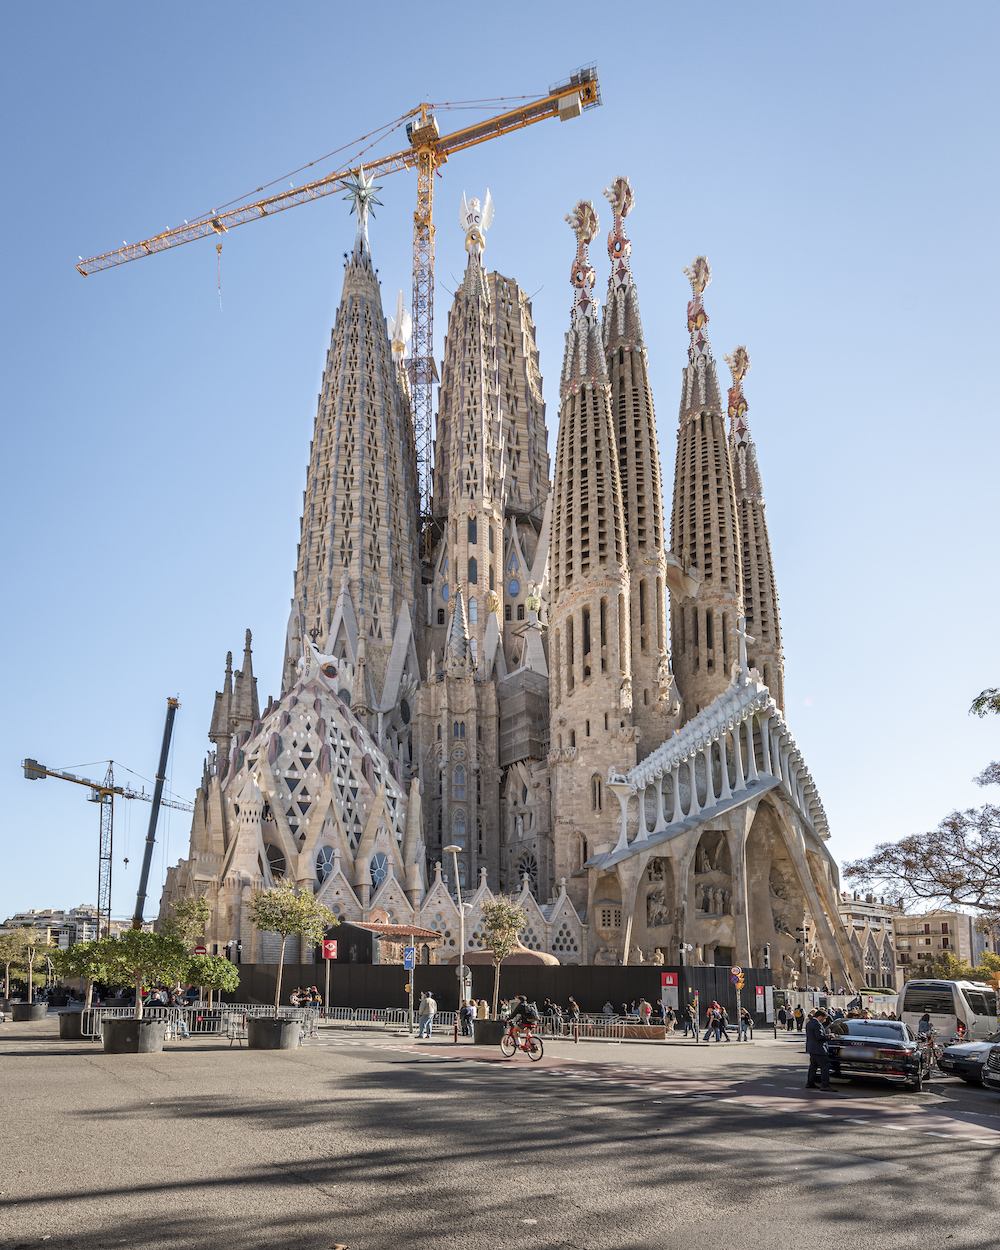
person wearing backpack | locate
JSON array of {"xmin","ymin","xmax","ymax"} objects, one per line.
[{"xmin": 505, "ymin": 995, "xmax": 540, "ymax": 1043}]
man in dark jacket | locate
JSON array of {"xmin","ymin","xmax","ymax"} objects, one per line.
[{"xmin": 804, "ymin": 1009, "xmax": 837, "ymax": 1092}]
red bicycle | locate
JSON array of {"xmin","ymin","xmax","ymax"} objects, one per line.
[{"xmin": 501, "ymin": 1020, "xmax": 544, "ymax": 1060}]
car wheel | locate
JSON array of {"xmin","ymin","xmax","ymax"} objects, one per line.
[{"xmin": 910, "ymin": 1069, "xmax": 924, "ymax": 1092}]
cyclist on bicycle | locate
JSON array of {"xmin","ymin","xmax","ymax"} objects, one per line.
[{"xmin": 505, "ymin": 995, "xmax": 540, "ymax": 1042}]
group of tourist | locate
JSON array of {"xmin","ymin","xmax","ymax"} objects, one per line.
[{"xmin": 288, "ymin": 986, "xmax": 322, "ymax": 1008}]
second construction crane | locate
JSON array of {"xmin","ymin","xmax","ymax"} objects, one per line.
[{"xmin": 75, "ymin": 66, "xmax": 602, "ymax": 517}]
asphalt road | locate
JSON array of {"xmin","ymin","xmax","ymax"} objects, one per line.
[{"xmin": 2, "ymin": 1018, "xmax": 999, "ymax": 1249}]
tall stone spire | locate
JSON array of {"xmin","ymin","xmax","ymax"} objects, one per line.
[
  {"xmin": 549, "ymin": 200, "xmax": 635, "ymax": 895},
  {"xmin": 669, "ymin": 257, "xmax": 743, "ymax": 720},
  {"xmin": 725, "ymin": 346, "xmax": 784, "ymax": 709},
  {"xmin": 601, "ymin": 177, "xmax": 677, "ymax": 757},
  {"xmin": 428, "ymin": 190, "xmax": 503, "ymax": 666},
  {"xmin": 284, "ymin": 176, "xmax": 420, "ymax": 707},
  {"xmin": 208, "ymin": 650, "xmax": 234, "ymax": 768}
]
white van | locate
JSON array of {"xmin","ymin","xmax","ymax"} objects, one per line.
[{"xmin": 898, "ymin": 980, "xmax": 999, "ymax": 1042}]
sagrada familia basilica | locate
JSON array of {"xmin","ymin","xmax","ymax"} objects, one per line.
[{"xmin": 159, "ymin": 171, "xmax": 862, "ymax": 990}]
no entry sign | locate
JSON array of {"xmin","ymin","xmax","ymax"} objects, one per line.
[{"xmin": 193, "ymin": 945, "xmax": 207, "ymax": 955}]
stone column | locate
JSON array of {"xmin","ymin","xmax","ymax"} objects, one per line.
[
  {"xmin": 609, "ymin": 780, "xmax": 634, "ymax": 854},
  {"xmin": 653, "ymin": 774, "xmax": 667, "ymax": 832},
  {"xmin": 701, "ymin": 744, "xmax": 717, "ymax": 809},
  {"xmin": 718, "ymin": 732, "xmax": 732, "ymax": 800},
  {"xmin": 671, "ymin": 766, "xmax": 682, "ymax": 822},
  {"xmin": 758, "ymin": 711, "xmax": 773, "ymax": 775},
  {"xmin": 732, "ymin": 723, "xmax": 746, "ymax": 792},
  {"xmin": 686, "ymin": 757, "xmax": 701, "ymax": 817}
]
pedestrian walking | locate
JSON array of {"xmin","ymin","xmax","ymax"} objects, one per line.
[
  {"xmin": 777, "ymin": 1006, "xmax": 787, "ymax": 1029},
  {"xmin": 639, "ymin": 998, "xmax": 652, "ymax": 1025},
  {"xmin": 739, "ymin": 1007, "xmax": 752, "ymax": 1040},
  {"xmin": 794, "ymin": 1005, "xmax": 806, "ymax": 1032},
  {"xmin": 683, "ymin": 1002, "xmax": 698, "ymax": 1037},
  {"xmin": 804, "ymin": 1009, "xmax": 837, "ymax": 1092},
  {"xmin": 664, "ymin": 1005, "xmax": 676, "ymax": 1034},
  {"xmin": 459, "ymin": 1000, "xmax": 473, "ymax": 1035},
  {"xmin": 417, "ymin": 991, "xmax": 437, "ymax": 1039},
  {"xmin": 566, "ymin": 997, "xmax": 580, "ymax": 1023}
]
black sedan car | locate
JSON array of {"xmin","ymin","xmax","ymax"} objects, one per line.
[
  {"xmin": 982, "ymin": 1044, "xmax": 1000, "ymax": 1093},
  {"xmin": 827, "ymin": 1019, "xmax": 932, "ymax": 1091},
  {"xmin": 936, "ymin": 1031, "xmax": 1000, "ymax": 1084}
]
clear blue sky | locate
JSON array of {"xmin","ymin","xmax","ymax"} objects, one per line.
[{"xmin": 2, "ymin": 2, "xmax": 998, "ymax": 922}]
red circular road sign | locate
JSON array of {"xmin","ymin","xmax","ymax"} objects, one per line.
[
  {"xmin": 730, "ymin": 966, "xmax": 742, "ymax": 977},
  {"xmin": 193, "ymin": 945, "xmax": 207, "ymax": 955}
]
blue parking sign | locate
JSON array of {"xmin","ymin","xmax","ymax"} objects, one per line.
[{"xmin": 403, "ymin": 947, "xmax": 416, "ymax": 970}]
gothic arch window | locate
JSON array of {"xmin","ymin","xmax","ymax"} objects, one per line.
[
  {"xmin": 316, "ymin": 845, "xmax": 335, "ymax": 884},
  {"xmin": 370, "ymin": 852, "xmax": 388, "ymax": 891},
  {"xmin": 468, "ymin": 518, "xmax": 477, "ymax": 544},
  {"xmin": 477, "ymin": 816, "xmax": 483, "ymax": 854},
  {"xmin": 453, "ymin": 765, "xmax": 466, "ymax": 800},
  {"xmin": 265, "ymin": 844, "xmax": 286, "ymax": 880},
  {"xmin": 591, "ymin": 774, "xmax": 603, "ymax": 813},
  {"xmin": 468, "ymin": 557, "xmax": 478, "ymax": 585},
  {"xmin": 517, "ymin": 604, "xmax": 525, "ymax": 620},
  {"xmin": 453, "ymin": 810, "xmax": 467, "ymax": 847},
  {"xmin": 469, "ymin": 597, "xmax": 478, "ymax": 624}
]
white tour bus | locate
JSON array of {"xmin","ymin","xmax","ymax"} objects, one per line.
[{"xmin": 897, "ymin": 980, "xmax": 999, "ymax": 1041}]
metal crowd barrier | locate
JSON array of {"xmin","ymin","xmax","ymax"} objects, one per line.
[{"xmin": 322, "ymin": 1007, "xmax": 409, "ymax": 1031}]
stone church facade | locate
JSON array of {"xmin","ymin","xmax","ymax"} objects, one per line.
[{"xmin": 159, "ymin": 173, "xmax": 862, "ymax": 990}]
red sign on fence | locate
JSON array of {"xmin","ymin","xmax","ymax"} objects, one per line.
[
  {"xmin": 661, "ymin": 973, "xmax": 677, "ymax": 987},
  {"xmin": 322, "ymin": 940, "xmax": 338, "ymax": 960}
]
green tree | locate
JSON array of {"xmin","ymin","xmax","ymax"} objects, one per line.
[
  {"xmin": 844, "ymin": 766, "xmax": 1000, "ymax": 928},
  {"xmin": 51, "ymin": 941, "xmax": 108, "ymax": 1009},
  {"xmin": 905, "ymin": 951, "xmax": 975, "ymax": 983},
  {"xmin": 186, "ymin": 954, "xmax": 240, "ymax": 1007},
  {"xmin": 97, "ymin": 932, "xmax": 190, "ymax": 1019},
  {"xmin": 971, "ymin": 688, "xmax": 1000, "ymax": 718},
  {"xmin": 247, "ymin": 880, "xmax": 336, "ymax": 1017},
  {"xmin": 480, "ymin": 897, "xmax": 527, "ymax": 1019},
  {"xmin": 974, "ymin": 951, "xmax": 1000, "ymax": 993},
  {"xmin": 161, "ymin": 894, "xmax": 211, "ymax": 947},
  {"xmin": 0, "ymin": 929, "xmax": 29, "ymax": 1000},
  {"xmin": 20, "ymin": 930, "xmax": 57, "ymax": 1004}
]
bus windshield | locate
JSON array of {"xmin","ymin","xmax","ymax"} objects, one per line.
[{"xmin": 901, "ymin": 986, "xmax": 955, "ymax": 1015}]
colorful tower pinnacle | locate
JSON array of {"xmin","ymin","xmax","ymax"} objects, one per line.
[
  {"xmin": 602, "ymin": 176, "xmax": 677, "ymax": 757},
  {"xmin": 725, "ymin": 346, "xmax": 784, "ymax": 709},
  {"xmin": 549, "ymin": 200, "xmax": 635, "ymax": 892},
  {"xmin": 669, "ymin": 257, "xmax": 743, "ymax": 720}
]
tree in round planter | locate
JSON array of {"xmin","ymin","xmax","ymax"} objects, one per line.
[
  {"xmin": 247, "ymin": 881, "xmax": 336, "ymax": 1048},
  {"xmin": 186, "ymin": 954, "xmax": 240, "ymax": 1009},
  {"xmin": 96, "ymin": 931, "xmax": 190, "ymax": 1053},
  {"xmin": 480, "ymin": 897, "xmax": 528, "ymax": 1020},
  {"xmin": 52, "ymin": 941, "xmax": 108, "ymax": 1011}
]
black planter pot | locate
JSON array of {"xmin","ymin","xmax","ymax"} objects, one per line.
[
  {"xmin": 472, "ymin": 1018, "xmax": 506, "ymax": 1046},
  {"xmin": 247, "ymin": 1017, "xmax": 301, "ymax": 1050},
  {"xmin": 104, "ymin": 998, "xmax": 131, "ymax": 1007},
  {"xmin": 48, "ymin": 995, "xmax": 69, "ymax": 1007},
  {"xmin": 0, "ymin": 999, "xmax": 22, "ymax": 1011},
  {"xmin": 11, "ymin": 1003, "xmax": 49, "ymax": 1022},
  {"xmin": 101, "ymin": 1018, "xmax": 167, "ymax": 1053},
  {"xmin": 58, "ymin": 1011, "xmax": 85, "ymax": 1040}
]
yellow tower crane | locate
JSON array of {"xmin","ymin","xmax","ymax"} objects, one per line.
[{"xmin": 75, "ymin": 66, "xmax": 602, "ymax": 518}]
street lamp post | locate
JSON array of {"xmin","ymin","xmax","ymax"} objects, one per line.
[{"xmin": 443, "ymin": 844, "xmax": 471, "ymax": 1011}]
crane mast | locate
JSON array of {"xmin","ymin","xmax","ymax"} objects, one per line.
[
  {"xmin": 75, "ymin": 67, "xmax": 602, "ymax": 514},
  {"xmin": 23, "ymin": 698, "xmax": 192, "ymax": 937}
]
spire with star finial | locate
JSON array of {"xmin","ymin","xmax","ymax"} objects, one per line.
[{"xmin": 343, "ymin": 169, "xmax": 382, "ymax": 264}]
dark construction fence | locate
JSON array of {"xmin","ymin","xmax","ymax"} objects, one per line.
[{"xmin": 221, "ymin": 963, "xmax": 773, "ymax": 1021}]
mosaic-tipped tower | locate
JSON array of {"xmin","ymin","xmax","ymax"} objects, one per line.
[
  {"xmin": 602, "ymin": 177, "xmax": 678, "ymax": 756},
  {"xmin": 668, "ymin": 257, "xmax": 743, "ymax": 721},
  {"xmin": 725, "ymin": 346, "xmax": 784, "ymax": 709},
  {"xmin": 549, "ymin": 200, "xmax": 636, "ymax": 899}
]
